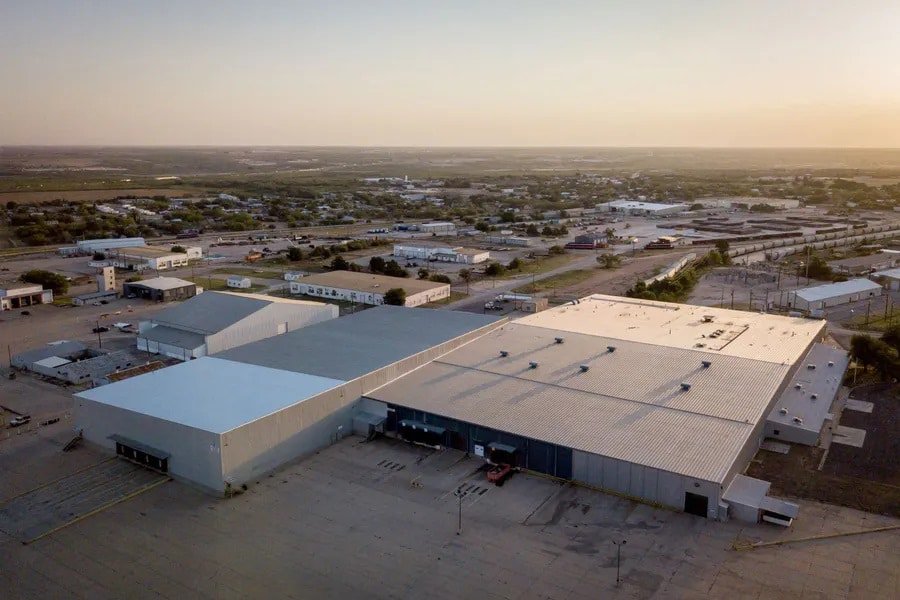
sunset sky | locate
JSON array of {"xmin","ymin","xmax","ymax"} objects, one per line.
[{"xmin": 2, "ymin": 1, "xmax": 899, "ymax": 147}]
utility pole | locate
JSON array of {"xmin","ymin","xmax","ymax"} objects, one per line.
[
  {"xmin": 749, "ymin": 290, "xmax": 753, "ymax": 311},
  {"xmin": 730, "ymin": 289, "xmax": 735, "ymax": 310},
  {"xmin": 613, "ymin": 539, "xmax": 626, "ymax": 586},
  {"xmin": 865, "ymin": 299, "xmax": 871, "ymax": 328},
  {"xmin": 805, "ymin": 245, "xmax": 811, "ymax": 283},
  {"xmin": 96, "ymin": 320, "xmax": 103, "ymax": 348}
]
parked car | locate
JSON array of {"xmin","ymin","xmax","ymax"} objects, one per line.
[
  {"xmin": 20, "ymin": 310, "xmax": 30, "ymax": 316},
  {"xmin": 9, "ymin": 415, "xmax": 31, "ymax": 428},
  {"xmin": 92, "ymin": 326, "xmax": 110, "ymax": 333}
]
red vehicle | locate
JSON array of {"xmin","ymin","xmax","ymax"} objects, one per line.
[{"xmin": 487, "ymin": 463, "xmax": 513, "ymax": 486}]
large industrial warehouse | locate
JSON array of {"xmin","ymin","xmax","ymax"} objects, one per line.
[
  {"xmin": 75, "ymin": 307, "xmax": 503, "ymax": 494},
  {"xmin": 365, "ymin": 295, "xmax": 830, "ymax": 521}
]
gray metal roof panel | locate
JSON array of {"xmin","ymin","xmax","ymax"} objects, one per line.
[
  {"xmin": 139, "ymin": 325, "xmax": 207, "ymax": 350},
  {"xmin": 794, "ymin": 279, "xmax": 882, "ymax": 303},
  {"xmin": 214, "ymin": 305, "xmax": 502, "ymax": 381},
  {"xmin": 149, "ymin": 291, "xmax": 270, "ymax": 334}
]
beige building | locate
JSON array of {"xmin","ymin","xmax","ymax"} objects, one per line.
[
  {"xmin": 111, "ymin": 246, "xmax": 201, "ymax": 271},
  {"xmin": 290, "ymin": 271, "xmax": 450, "ymax": 307},
  {"xmin": 97, "ymin": 266, "xmax": 116, "ymax": 292}
]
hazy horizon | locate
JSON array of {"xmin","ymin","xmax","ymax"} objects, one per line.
[{"xmin": 3, "ymin": 1, "xmax": 899, "ymax": 147}]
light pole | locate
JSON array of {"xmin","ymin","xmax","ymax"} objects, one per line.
[
  {"xmin": 613, "ymin": 539, "xmax": 626, "ymax": 586},
  {"xmin": 96, "ymin": 320, "xmax": 103, "ymax": 348},
  {"xmin": 454, "ymin": 487, "xmax": 464, "ymax": 535}
]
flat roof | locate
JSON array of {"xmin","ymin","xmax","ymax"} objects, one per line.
[
  {"xmin": 298, "ymin": 271, "xmax": 450, "ymax": 295},
  {"xmin": 33, "ymin": 356, "xmax": 71, "ymax": 369},
  {"xmin": 76, "ymin": 358, "xmax": 345, "ymax": 434},
  {"xmin": 215, "ymin": 305, "xmax": 503, "ymax": 381},
  {"xmin": 872, "ymin": 267, "xmax": 900, "ymax": 280},
  {"xmin": 139, "ymin": 325, "xmax": 206, "ymax": 350},
  {"xmin": 113, "ymin": 246, "xmax": 184, "ymax": 258},
  {"xmin": 367, "ymin": 321, "xmax": 794, "ymax": 483},
  {"xmin": 794, "ymin": 279, "xmax": 882, "ymax": 303},
  {"xmin": 768, "ymin": 344, "xmax": 849, "ymax": 434},
  {"xmin": 601, "ymin": 200, "xmax": 686, "ymax": 211},
  {"xmin": 517, "ymin": 294, "xmax": 824, "ymax": 365},
  {"xmin": 126, "ymin": 277, "xmax": 195, "ymax": 291}
]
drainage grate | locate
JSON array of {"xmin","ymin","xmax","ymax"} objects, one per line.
[{"xmin": 377, "ymin": 459, "xmax": 406, "ymax": 471}]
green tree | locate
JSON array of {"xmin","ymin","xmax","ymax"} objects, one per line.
[
  {"xmin": 508, "ymin": 257, "xmax": 522, "ymax": 271},
  {"xmin": 484, "ymin": 262, "xmax": 505, "ymax": 277},
  {"xmin": 383, "ymin": 288, "xmax": 407, "ymax": 306},
  {"xmin": 329, "ymin": 255, "xmax": 351, "ymax": 271},
  {"xmin": 597, "ymin": 253, "xmax": 622, "ymax": 269},
  {"xmin": 383, "ymin": 260, "xmax": 409, "ymax": 278},
  {"xmin": 417, "ymin": 268, "xmax": 430, "ymax": 279},
  {"xmin": 714, "ymin": 240, "xmax": 730, "ymax": 255},
  {"xmin": 287, "ymin": 246, "xmax": 304, "ymax": 261},
  {"xmin": 369, "ymin": 256, "xmax": 386, "ymax": 273},
  {"xmin": 429, "ymin": 273, "xmax": 451, "ymax": 284},
  {"xmin": 20, "ymin": 269, "xmax": 69, "ymax": 295},
  {"xmin": 548, "ymin": 245, "xmax": 565, "ymax": 255},
  {"xmin": 526, "ymin": 224, "xmax": 540, "ymax": 236},
  {"xmin": 882, "ymin": 324, "xmax": 900, "ymax": 355},
  {"xmin": 171, "ymin": 245, "xmax": 187, "ymax": 253},
  {"xmin": 92, "ymin": 251, "xmax": 106, "ymax": 261}
]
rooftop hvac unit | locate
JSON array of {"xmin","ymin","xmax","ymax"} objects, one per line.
[
  {"xmin": 499, "ymin": 350, "xmax": 509, "ymax": 358},
  {"xmin": 529, "ymin": 361, "xmax": 538, "ymax": 369},
  {"xmin": 827, "ymin": 361, "xmax": 834, "ymax": 367},
  {"xmin": 810, "ymin": 393, "xmax": 818, "ymax": 400},
  {"xmin": 680, "ymin": 382, "xmax": 691, "ymax": 391},
  {"xmin": 579, "ymin": 365, "xmax": 590, "ymax": 372},
  {"xmin": 779, "ymin": 408, "xmax": 788, "ymax": 415},
  {"xmin": 795, "ymin": 383, "xmax": 802, "ymax": 389},
  {"xmin": 792, "ymin": 417, "xmax": 803, "ymax": 424},
  {"xmin": 701, "ymin": 360, "xmax": 712, "ymax": 368},
  {"xmin": 807, "ymin": 364, "xmax": 816, "ymax": 370},
  {"xmin": 607, "ymin": 346, "xmax": 616, "ymax": 353},
  {"xmin": 554, "ymin": 337, "xmax": 564, "ymax": 344},
  {"xmin": 702, "ymin": 315, "xmax": 714, "ymax": 323}
]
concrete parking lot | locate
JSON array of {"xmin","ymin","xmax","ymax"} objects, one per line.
[{"xmin": 1, "ymin": 432, "xmax": 897, "ymax": 599}]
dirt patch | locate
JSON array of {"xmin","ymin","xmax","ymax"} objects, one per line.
[
  {"xmin": 544, "ymin": 250, "xmax": 691, "ymax": 298},
  {"xmin": 747, "ymin": 384, "xmax": 900, "ymax": 518},
  {"xmin": 0, "ymin": 188, "xmax": 201, "ymax": 204}
]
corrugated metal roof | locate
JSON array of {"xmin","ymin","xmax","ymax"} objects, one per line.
[
  {"xmin": 297, "ymin": 271, "xmax": 449, "ymax": 295},
  {"xmin": 517, "ymin": 294, "xmax": 824, "ymax": 365},
  {"xmin": 437, "ymin": 324, "xmax": 789, "ymax": 424},
  {"xmin": 215, "ymin": 305, "xmax": 503, "ymax": 381},
  {"xmin": 366, "ymin": 362, "xmax": 752, "ymax": 483},
  {"xmin": 139, "ymin": 325, "xmax": 206, "ymax": 350},
  {"xmin": 149, "ymin": 292, "xmax": 271, "ymax": 334},
  {"xmin": 76, "ymin": 357, "xmax": 345, "ymax": 434},
  {"xmin": 873, "ymin": 267, "xmax": 900, "ymax": 280},
  {"xmin": 768, "ymin": 344, "xmax": 849, "ymax": 433},
  {"xmin": 794, "ymin": 279, "xmax": 882, "ymax": 303},
  {"xmin": 128, "ymin": 277, "xmax": 194, "ymax": 291}
]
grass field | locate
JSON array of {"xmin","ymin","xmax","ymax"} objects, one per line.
[
  {"xmin": 512, "ymin": 268, "xmax": 598, "ymax": 293},
  {"xmin": 0, "ymin": 187, "xmax": 206, "ymax": 203},
  {"xmin": 495, "ymin": 253, "xmax": 574, "ymax": 279},
  {"xmin": 213, "ymin": 267, "xmax": 287, "ymax": 280},
  {"xmin": 423, "ymin": 291, "xmax": 468, "ymax": 307}
]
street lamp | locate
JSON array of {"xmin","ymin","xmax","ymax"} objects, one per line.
[
  {"xmin": 612, "ymin": 539, "xmax": 626, "ymax": 586},
  {"xmin": 453, "ymin": 487, "xmax": 465, "ymax": 535}
]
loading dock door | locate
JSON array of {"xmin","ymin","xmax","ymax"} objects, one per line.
[
  {"xmin": 386, "ymin": 408, "xmax": 397, "ymax": 432},
  {"xmin": 684, "ymin": 492, "xmax": 708, "ymax": 517},
  {"xmin": 111, "ymin": 435, "xmax": 170, "ymax": 473}
]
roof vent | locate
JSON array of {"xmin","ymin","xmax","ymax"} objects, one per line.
[
  {"xmin": 554, "ymin": 337, "xmax": 564, "ymax": 344},
  {"xmin": 827, "ymin": 361, "xmax": 834, "ymax": 367},
  {"xmin": 810, "ymin": 393, "xmax": 818, "ymax": 400},
  {"xmin": 529, "ymin": 361, "xmax": 539, "ymax": 369},
  {"xmin": 701, "ymin": 360, "xmax": 712, "ymax": 368},
  {"xmin": 702, "ymin": 315, "xmax": 714, "ymax": 323},
  {"xmin": 779, "ymin": 408, "xmax": 788, "ymax": 415},
  {"xmin": 795, "ymin": 383, "xmax": 803, "ymax": 389},
  {"xmin": 607, "ymin": 346, "xmax": 616, "ymax": 353},
  {"xmin": 680, "ymin": 382, "xmax": 691, "ymax": 391},
  {"xmin": 499, "ymin": 350, "xmax": 509, "ymax": 358},
  {"xmin": 579, "ymin": 365, "xmax": 590, "ymax": 372},
  {"xmin": 792, "ymin": 417, "xmax": 803, "ymax": 424},
  {"xmin": 807, "ymin": 364, "xmax": 816, "ymax": 370}
]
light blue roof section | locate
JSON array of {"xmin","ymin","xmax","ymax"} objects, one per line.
[{"xmin": 76, "ymin": 357, "xmax": 344, "ymax": 434}]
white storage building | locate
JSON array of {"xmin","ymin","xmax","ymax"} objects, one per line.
[
  {"xmin": 393, "ymin": 243, "xmax": 490, "ymax": 264},
  {"xmin": 786, "ymin": 278, "xmax": 882, "ymax": 312},
  {"xmin": 289, "ymin": 271, "xmax": 450, "ymax": 307},
  {"xmin": 418, "ymin": 222, "xmax": 456, "ymax": 234},
  {"xmin": 596, "ymin": 200, "xmax": 687, "ymax": 216},
  {"xmin": 136, "ymin": 291, "xmax": 337, "ymax": 360},
  {"xmin": 0, "ymin": 285, "xmax": 53, "ymax": 310},
  {"xmin": 871, "ymin": 267, "xmax": 900, "ymax": 291},
  {"xmin": 365, "ymin": 295, "xmax": 827, "ymax": 522},
  {"xmin": 76, "ymin": 307, "xmax": 504, "ymax": 494},
  {"xmin": 226, "ymin": 276, "xmax": 252, "ymax": 289},
  {"xmin": 110, "ymin": 246, "xmax": 201, "ymax": 271}
]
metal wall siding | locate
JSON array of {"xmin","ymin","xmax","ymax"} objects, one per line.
[{"xmin": 206, "ymin": 302, "xmax": 336, "ymax": 355}]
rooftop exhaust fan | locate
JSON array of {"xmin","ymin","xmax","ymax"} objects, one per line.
[
  {"xmin": 554, "ymin": 337, "xmax": 564, "ymax": 344},
  {"xmin": 795, "ymin": 383, "xmax": 803, "ymax": 389},
  {"xmin": 529, "ymin": 361, "xmax": 538, "ymax": 369},
  {"xmin": 827, "ymin": 361, "xmax": 834, "ymax": 367},
  {"xmin": 701, "ymin": 360, "xmax": 712, "ymax": 368},
  {"xmin": 810, "ymin": 393, "xmax": 818, "ymax": 400},
  {"xmin": 807, "ymin": 364, "xmax": 816, "ymax": 370},
  {"xmin": 579, "ymin": 365, "xmax": 590, "ymax": 372},
  {"xmin": 499, "ymin": 350, "xmax": 509, "ymax": 358},
  {"xmin": 792, "ymin": 417, "xmax": 803, "ymax": 424},
  {"xmin": 779, "ymin": 408, "xmax": 788, "ymax": 415},
  {"xmin": 607, "ymin": 346, "xmax": 616, "ymax": 353},
  {"xmin": 680, "ymin": 382, "xmax": 691, "ymax": 391}
]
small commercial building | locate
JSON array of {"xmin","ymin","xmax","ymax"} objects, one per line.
[
  {"xmin": 59, "ymin": 237, "xmax": 146, "ymax": 256},
  {"xmin": 137, "ymin": 291, "xmax": 337, "ymax": 360},
  {"xmin": 289, "ymin": 271, "xmax": 450, "ymax": 307},
  {"xmin": 110, "ymin": 246, "xmax": 201, "ymax": 271},
  {"xmin": 0, "ymin": 285, "xmax": 53, "ymax": 310},
  {"xmin": 871, "ymin": 267, "xmax": 900, "ymax": 291},
  {"xmin": 597, "ymin": 200, "xmax": 687, "ymax": 216},
  {"xmin": 226, "ymin": 276, "xmax": 252, "ymax": 289},
  {"xmin": 76, "ymin": 307, "xmax": 503, "ymax": 494},
  {"xmin": 785, "ymin": 279, "xmax": 882, "ymax": 312},
  {"xmin": 484, "ymin": 236, "xmax": 531, "ymax": 247},
  {"xmin": 828, "ymin": 253, "xmax": 897, "ymax": 276},
  {"xmin": 13, "ymin": 341, "xmax": 140, "ymax": 385},
  {"xmin": 393, "ymin": 243, "xmax": 490, "ymax": 264},
  {"xmin": 284, "ymin": 271, "xmax": 306, "ymax": 282},
  {"xmin": 418, "ymin": 222, "xmax": 456, "ymax": 234},
  {"xmin": 72, "ymin": 290, "xmax": 118, "ymax": 306},
  {"xmin": 124, "ymin": 277, "xmax": 200, "ymax": 302}
]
